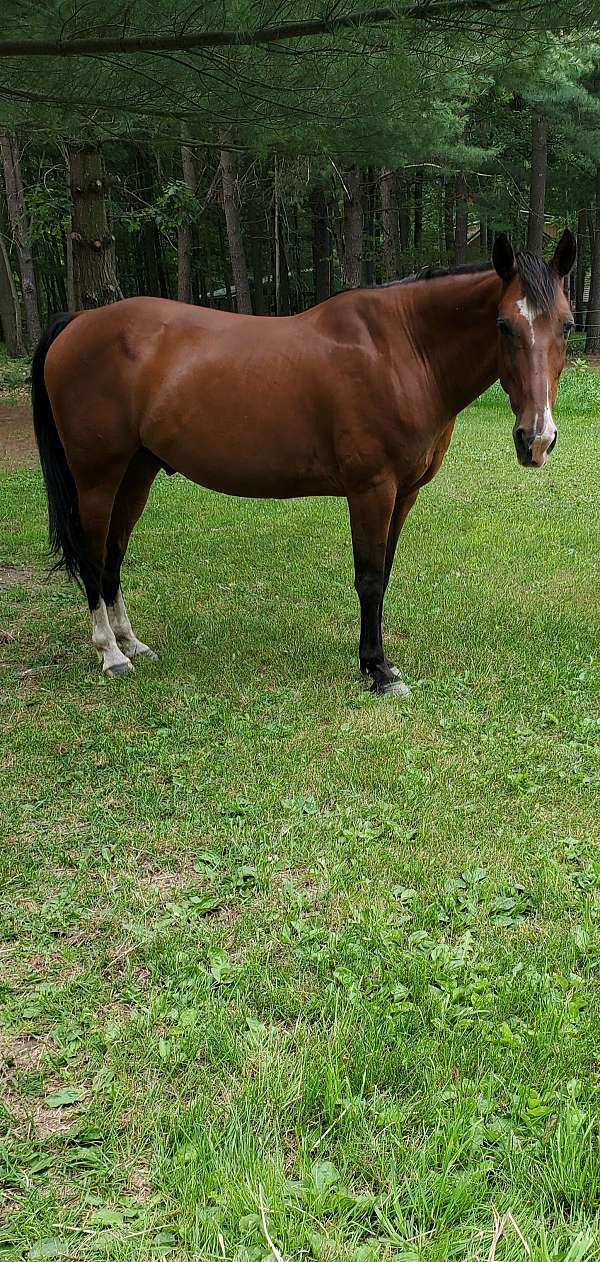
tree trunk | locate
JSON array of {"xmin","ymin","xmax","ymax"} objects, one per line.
[
  {"xmin": 398, "ymin": 175, "xmax": 410, "ymax": 253},
  {"xmin": 69, "ymin": 144, "xmax": 122, "ymax": 308},
  {"xmin": 216, "ymin": 213, "xmax": 232, "ymax": 307},
  {"xmin": 0, "ymin": 233, "xmax": 25, "ymax": 356},
  {"xmin": 292, "ymin": 205, "xmax": 304, "ymax": 311},
  {"xmin": 178, "ymin": 135, "xmax": 197, "ymax": 303},
  {"xmin": 455, "ymin": 172, "xmax": 468, "ymax": 264},
  {"xmin": 0, "ymin": 132, "xmax": 41, "ymax": 346},
  {"xmin": 220, "ymin": 146, "xmax": 252, "ymax": 315},
  {"xmin": 585, "ymin": 166, "xmax": 600, "ymax": 355},
  {"xmin": 444, "ymin": 175, "xmax": 455, "ymax": 260},
  {"xmin": 342, "ymin": 166, "xmax": 363, "ymax": 288},
  {"xmin": 277, "ymin": 218, "xmax": 291, "ymax": 315},
  {"xmin": 362, "ymin": 168, "xmax": 375, "ymax": 285},
  {"xmin": 575, "ymin": 207, "xmax": 587, "ymax": 331},
  {"xmin": 413, "ymin": 169, "xmax": 423, "ymax": 252},
  {"xmin": 309, "ymin": 184, "xmax": 331, "ymax": 304},
  {"xmin": 527, "ymin": 106, "xmax": 547, "ymax": 254},
  {"xmin": 135, "ymin": 146, "xmax": 162, "ymax": 296},
  {"xmin": 64, "ymin": 227, "xmax": 75, "ymax": 309},
  {"xmin": 380, "ymin": 169, "xmax": 398, "ymax": 281},
  {"xmin": 247, "ymin": 193, "xmax": 266, "ymax": 314}
]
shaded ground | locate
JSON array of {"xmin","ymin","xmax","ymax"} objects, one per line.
[{"xmin": 0, "ymin": 405, "xmax": 37, "ymax": 469}]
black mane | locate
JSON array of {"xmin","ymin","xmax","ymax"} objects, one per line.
[
  {"xmin": 321, "ymin": 250, "xmax": 560, "ymax": 311},
  {"xmin": 386, "ymin": 251, "xmax": 559, "ymax": 313},
  {"xmin": 387, "ymin": 260, "xmax": 493, "ymax": 286}
]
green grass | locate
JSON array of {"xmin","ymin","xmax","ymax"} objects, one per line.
[{"xmin": 1, "ymin": 369, "xmax": 599, "ymax": 1262}]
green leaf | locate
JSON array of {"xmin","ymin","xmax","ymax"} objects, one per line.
[
  {"xmin": 208, "ymin": 948, "xmax": 235, "ymax": 984},
  {"xmin": 194, "ymin": 850, "xmax": 221, "ymax": 870},
  {"xmin": 151, "ymin": 1230, "xmax": 178, "ymax": 1250},
  {"xmin": 311, "ymin": 1161, "xmax": 340, "ymax": 1194},
  {"xmin": 25, "ymin": 1154, "xmax": 54, "ymax": 1175},
  {"xmin": 89, "ymin": 1210, "xmax": 124, "ymax": 1228},
  {"xmin": 246, "ymin": 1016, "xmax": 267, "ymax": 1041},
  {"xmin": 29, "ymin": 1241, "xmax": 67, "ymax": 1259},
  {"xmin": 45, "ymin": 1087, "xmax": 84, "ymax": 1108},
  {"xmin": 188, "ymin": 894, "xmax": 222, "ymax": 915},
  {"xmin": 308, "ymin": 1234, "xmax": 336, "ymax": 1261}
]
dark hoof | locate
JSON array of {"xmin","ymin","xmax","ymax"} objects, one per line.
[{"xmin": 105, "ymin": 660, "xmax": 134, "ymax": 678}]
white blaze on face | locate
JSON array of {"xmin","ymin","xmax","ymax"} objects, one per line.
[
  {"xmin": 516, "ymin": 297, "xmax": 536, "ymax": 345},
  {"xmin": 512, "ymin": 296, "xmax": 557, "ymax": 466},
  {"xmin": 530, "ymin": 380, "xmax": 557, "ymax": 465}
]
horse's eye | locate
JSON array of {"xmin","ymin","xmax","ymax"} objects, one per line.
[{"xmin": 498, "ymin": 319, "xmax": 513, "ymax": 337}]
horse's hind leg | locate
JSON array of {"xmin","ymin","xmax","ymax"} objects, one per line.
[
  {"xmin": 77, "ymin": 481, "xmax": 135, "ymax": 678},
  {"xmin": 103, "ymin": 449, "xmax": 161, "ymax": 661}
]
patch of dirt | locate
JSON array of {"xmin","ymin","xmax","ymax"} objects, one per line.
[
  {"xmin": 0, "ymin": 404, "xmax": 37, "ymax": 469},
  {"xmin": 0, "ymin": 1188, "xmax": 20, "ymax": 1218},
  {"xmin": 135, "ymin": 859, "xmax": 200, "ymax": 895},
  {"xmin": 126, "ymin": 1161, "xmax": 152, "ymax": 1201},
  {"xmin": 210, "ymin": 903, "xmax": 241, "ymax": 929},
  {"xmin": 0, "ymin": 1031, "xmax": 49, "ymax": 1071},
  {"xmin": 1, "ymin": 1086, "xmax": 76, "ymax": 1139},
  {"xmin": 0, "ymin": 562, "xmax": 39, "ymax": 594}
]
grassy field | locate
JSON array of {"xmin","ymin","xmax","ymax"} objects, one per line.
[{"xmin": 1, "ymin": 367, "xmax": 599, "ymax": 1262}]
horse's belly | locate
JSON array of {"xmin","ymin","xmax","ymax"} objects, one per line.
[
  {"xmin": 173, "ymin": 458, "xmax": 338, "ymax": 499},
  {"xmin": 143, "ymin": 414, "xmax": 340, "ymax": 498}
]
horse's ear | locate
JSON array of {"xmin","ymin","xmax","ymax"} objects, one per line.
[
  {"xmin": 551, "ymin": 228, "xmax": 576, "ymax": 277},
  {"xmin": 492, "ymin": 233, "xmax": 516, "ymax": 282}
]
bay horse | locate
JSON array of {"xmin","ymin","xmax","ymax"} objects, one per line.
[{"xmin": 31, "ymin": 230, "xmax": 576, "ymax": 694}]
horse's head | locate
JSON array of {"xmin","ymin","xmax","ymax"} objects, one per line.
[{"xmin": 492, "ymin": 229, "xmax": 576, "ymax": 467}]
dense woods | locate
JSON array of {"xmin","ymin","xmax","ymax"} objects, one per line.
[{"xmin": 1, "ymin": 3, "xmax": 600, "ymax": 355}]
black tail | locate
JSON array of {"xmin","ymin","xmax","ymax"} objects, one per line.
[{"xmin": 31, "ymin": 314, "xmax": 87, "ymax": 586}]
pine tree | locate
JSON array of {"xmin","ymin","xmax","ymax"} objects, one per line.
[
  {"xmin": 1, "ymin": 132, "xmax": 41, "ymax": 345},
  {"xmin": 69, "ymin": 144, "xmax": 122, "ymax": 308}
]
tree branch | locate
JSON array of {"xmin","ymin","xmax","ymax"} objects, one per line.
[
  {"xmin": 0, "ymin": 2, "xmax": 567, "ymax": 59},
  {"xmin": 0, "ymin": 8, "xmax": 397, "ymax": 58}
]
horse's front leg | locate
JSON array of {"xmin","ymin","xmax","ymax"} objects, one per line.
[
  {"xmin": 377, "ymin": 488, "xmax": 420, "ymax": 683},
  {"xmin": 348, "ymin": 481, "xmax": 409, "ymax": 696}
]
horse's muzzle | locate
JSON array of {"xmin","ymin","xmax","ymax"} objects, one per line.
[{"xmin": 513, "ymin": 423, "xmax": 557, "ymax": 467}]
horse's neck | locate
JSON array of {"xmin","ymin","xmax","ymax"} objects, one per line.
[{"xmin": 404, "ymin": 271, "xmax": 502, "ymax": 417}]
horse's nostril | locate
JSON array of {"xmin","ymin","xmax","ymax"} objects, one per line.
[
  {"xmin": 548, "ymin": 431, "xmax": 557, "ymax": 453},
  {"xmin": 513, "ymin": 426, "xmax": 529, "ymax": 462}
]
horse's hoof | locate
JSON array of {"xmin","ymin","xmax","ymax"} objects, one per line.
[
  {"xmin": 383, "ymin": 678, "xmax": 410, "ymax": 697},
  {"xmin": 134, "ymin": 646, "xmax": 158, "ymax": 661},
  {"xmin": 105, "ymin": 659, "xmax": 134, "ymax": 678},
  {"xmin": 384, "ymin": 681, "xmax": 409, "ymax": 701}
]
